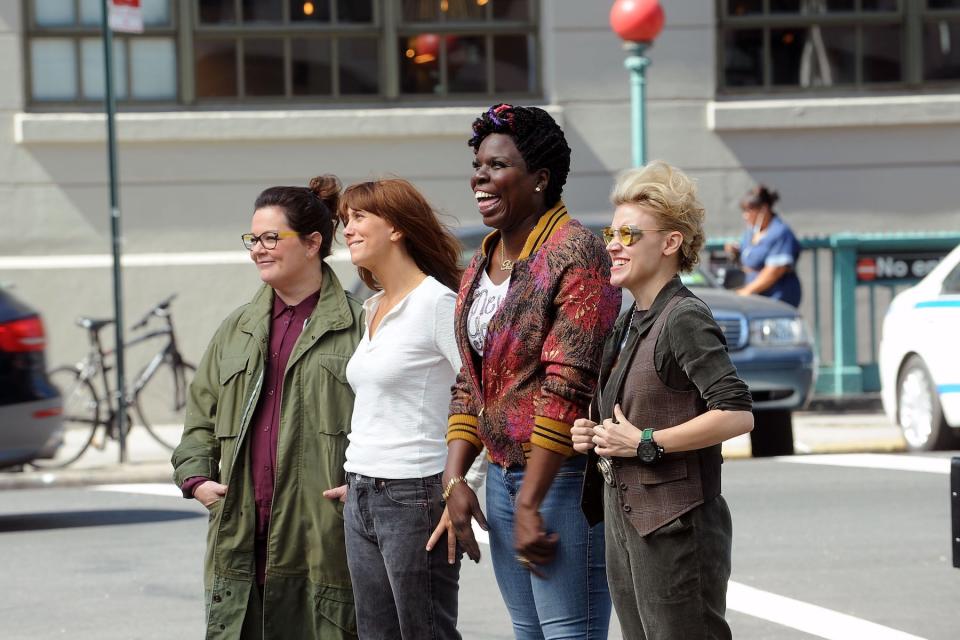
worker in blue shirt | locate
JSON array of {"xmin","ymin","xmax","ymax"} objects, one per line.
[{"xmin": 728, "ymin": 185, "xmax": 802, "ymax": 307}]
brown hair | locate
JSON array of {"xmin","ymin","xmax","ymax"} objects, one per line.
[
  {"xmin": 254, "ymin": 174, "xmax": 342, "ymax": 259},
  {"xmin": 338, "ymin": 178, "xmax": 463, "ymax": 292}
]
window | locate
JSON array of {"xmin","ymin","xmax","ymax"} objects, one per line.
[
  {"xmin": 718, "ymin": 0, "xmax": 960, "ymax": 92},
  {"xmin": 24, "ymin": 0, "xmax": 540, "ymax": 107},
  {"xmin": 28, "ymin": 0, "xmax": 177, "ymax": 103}
]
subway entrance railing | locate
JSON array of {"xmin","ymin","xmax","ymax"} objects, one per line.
[{"xmin": 705, "ymin": 232, "xmax": 960, "ymax": 398}]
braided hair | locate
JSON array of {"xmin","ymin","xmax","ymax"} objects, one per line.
[{"xmin": 468, "ymin": 103, "xmax": 571, "ymax": 208}]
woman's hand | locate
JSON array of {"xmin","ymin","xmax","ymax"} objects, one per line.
[
  {"xmin": 194, "ymin": 480, "xmax": 227, "ymax": 509},
  {"xmin": 425, "ymin": 506, "xmax": 458, "ymax": 564},
  {"xmin": 444, "ymin": 481, "xmax": 488, "ymax": 563},
  {"xmin": 571, "ymin": 418, "xmax": 598, "ymax": 454},
  {"xmin": 514, "ymin": 505, "xmax": 558, "ymax": 577},
  {"xmin": 593, "ymin": 404, "xmax": 642, "ymax": 458},
  {"xmin": 322, "ymin": 484, "xmax": 347, "ymax": 503}
]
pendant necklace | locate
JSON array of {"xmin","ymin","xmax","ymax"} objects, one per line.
[{"xmin": 499, "ymin": 238, "xmax": 514, "ymax": 272}]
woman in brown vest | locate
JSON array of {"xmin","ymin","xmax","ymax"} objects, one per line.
[{"xmin": 573, "ymin": 161, "xmax": 754, "ymax": 640}]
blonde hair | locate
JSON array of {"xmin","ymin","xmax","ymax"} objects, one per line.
[{"xmin": 610, "ymin": 161, "xmax": 705, "ymax": 273}]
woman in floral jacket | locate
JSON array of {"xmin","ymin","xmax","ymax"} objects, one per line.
[{"xmin": 440, "ymin": 103, "xmax": 621, "ymax": 639}]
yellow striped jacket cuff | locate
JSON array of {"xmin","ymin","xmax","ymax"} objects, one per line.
[
  {"xmin": 530, "ymin": 416, "xmax": 575, "ymax": 457},
  {"xmin": 447, "ymin": 414, "xmax": 483, "ymax": 451}
]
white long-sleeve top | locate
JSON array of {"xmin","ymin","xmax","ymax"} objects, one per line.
[{"xmin": 344, "ymin": 276, "xmax": 462, "ymax": 479}]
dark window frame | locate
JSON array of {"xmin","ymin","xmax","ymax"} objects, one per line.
[
  {"xmin": 22, "ymin": 0, "xmax": 542, "ymax": 110},
  {"xmin": 717, "ymin": 0, "xmax": 960, "ymax": 94}
]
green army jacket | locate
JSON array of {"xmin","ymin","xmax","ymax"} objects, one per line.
[{"xmin": 172, "ymin": 264, "xmax": 364, "ymax": 640}]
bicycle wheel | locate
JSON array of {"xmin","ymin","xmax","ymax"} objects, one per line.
[
  {"xmin": 134, "ymin": 360, "xmax": 196, "ymax": 450},
  {"xmin": 31, "ymin": 367, "xmax": 101, "ymax": 468}
]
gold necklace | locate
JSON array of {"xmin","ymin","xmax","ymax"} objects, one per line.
[{"xmin": 499, "ymin": 239, "xmax": 514, "ymax": 272}]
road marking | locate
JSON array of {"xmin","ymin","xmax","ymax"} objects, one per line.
[
  {"xmin": 0, "ymin": 248, "xmax": 352, "ymax": 270},
  {"xmin": 90, "ymin": 485, "xmax": 927, "ymax": 639},
  {"xmin": 727, "ymin": 581, "xmax": 927, "ymax": 640},
  {"xmin": 777, "ymin": 453, "xmax": 949, "ymax": 474},
  {"xmin": 95, "ymin": 483, "xmax": 183, "ymax": 497}
]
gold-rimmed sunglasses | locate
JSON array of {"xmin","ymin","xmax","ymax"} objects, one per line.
[
  {"xmin": 241, "ymin": 231, "xmax": 299, "ymax": 250},
  {"xmin": 601, "ymin": 225, "xmax": 666, "ymax": 247}
]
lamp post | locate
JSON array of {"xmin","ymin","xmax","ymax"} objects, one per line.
[{"xmin": 610, "ymin": 0, "xmax": 664, "ymax": 168}]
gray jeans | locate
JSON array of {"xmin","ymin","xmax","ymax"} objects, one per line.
[
  {"xmin": 344, "ymin": 473, "xmax": 461, "ymax": 640},
  {"xmin": 604, "ymin": 486, "xmax": 733, "ymax": 640}
]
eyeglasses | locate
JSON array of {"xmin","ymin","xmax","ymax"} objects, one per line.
[
  {"xmin": 601, "ymin": 225, "xmax": 665, "ymax": 247},
  {"xmin": 241, "ymin": 231, "xmax": 299, "ymax": 250}
]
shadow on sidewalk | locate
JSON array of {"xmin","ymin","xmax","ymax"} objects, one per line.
[{"xmin": 0, "ymin": 508, "xmax": 202, "ymax": 533}]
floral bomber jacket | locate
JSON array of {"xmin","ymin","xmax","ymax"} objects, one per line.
[{"xmin": 447, "ymin": 201, "xmax": 622, "ymax": 467}]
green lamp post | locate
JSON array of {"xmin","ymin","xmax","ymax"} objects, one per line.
[{"xmin": 610, "ymin": 0, "xmax": 665, "ymax": 168}]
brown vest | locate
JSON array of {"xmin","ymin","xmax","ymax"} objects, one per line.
[{"xmin": 608, "ymin": 295, "xmax": 722, "ymax": 537}]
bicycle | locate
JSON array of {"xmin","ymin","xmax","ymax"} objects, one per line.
[{"xmin": 32, "ymin": 294, "xmax": 196, "ymax": 468}]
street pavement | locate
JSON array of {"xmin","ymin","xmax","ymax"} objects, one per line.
[
  {"xmin": 2, "ymin": 444, "xmax": 957, "ymax": 639},
  {"xmin": 0, "ymin": 410, "xmax": 910, "ymax": 490}
]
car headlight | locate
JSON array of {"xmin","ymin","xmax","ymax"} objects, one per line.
[{"xmin": 749, "ymin": 317, "xmax": 807, "ymax": 347}]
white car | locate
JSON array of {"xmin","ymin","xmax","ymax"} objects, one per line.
[{"xmin": 880, "ymin": 243, "xmax": 960, "ymax": 451}]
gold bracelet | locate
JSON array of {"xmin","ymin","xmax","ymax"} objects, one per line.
[{"xmin": 442, "ymin": 475, "xmax": 466, "ymax": 502}]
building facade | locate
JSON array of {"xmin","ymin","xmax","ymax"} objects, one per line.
[{"xmin": 2, "ymin": 0, "xmax": 959, "ymax": 370}]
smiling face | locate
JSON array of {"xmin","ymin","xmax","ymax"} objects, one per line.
[
  {"xmin": 249, "ymin": 205, "xmax": 320, "ymax": 290},
  {"xmin": 607, "ymin": 203, "xmax": 674, "ymax": 293},
  {"xmin": 342, "ymin": 206, "xmax": 398, "ymax": 271},
  {"xmin": 470, "ymin": 133, "xmax": 547, "ymax": 231}
]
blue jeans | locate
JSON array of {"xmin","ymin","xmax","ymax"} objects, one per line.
[
  {"xmin": 344, "ymin": 473, "xmax": 461, "ymax": 640},
  {"xmin": 486, "ymin": 456, "xmax": 611, "ymax": 640}
]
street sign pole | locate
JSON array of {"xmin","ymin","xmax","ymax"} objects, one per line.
[{"xmin": 100, "ymin": 0, "xmax": 127, "ymax": 463}]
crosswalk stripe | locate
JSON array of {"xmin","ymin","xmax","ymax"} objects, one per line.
[
  {"xmin": 91, "ymin": 482, "xmax": 930, "ymax": 638},
  {"xmin": 776, "ymin": 453, "xmax": 950, "ymax": 474},
  {"xmin": 728, "ymin": 581, "xmax": 927, "ymax": 640}
]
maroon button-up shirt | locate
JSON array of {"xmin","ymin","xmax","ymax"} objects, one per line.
[
  {"xmin": 249, "ymin": 290, "xmax": 320, "ymax": 584},
  {"xmin": 182, "ymin": 289, "xmax": 320, "ymax": 586}
]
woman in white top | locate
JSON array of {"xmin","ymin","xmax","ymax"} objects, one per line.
[{"xmin": 322, "ymin": 178, "xmax": 465, "ymax": 640}]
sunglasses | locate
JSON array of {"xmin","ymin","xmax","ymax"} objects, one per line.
[{"xmin": 601, "ymin": 225, "xmax": 665, "ymax": 247}]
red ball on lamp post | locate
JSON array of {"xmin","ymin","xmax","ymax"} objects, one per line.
[
  {"xmin": 610, "ymin": 0, "xmax": 664, "ymax": 44},
  {"xmin": 609, "ymin": 0, "xmax": 664, "ymax": 167}
]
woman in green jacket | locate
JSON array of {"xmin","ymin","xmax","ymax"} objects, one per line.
[{"xmin": 172, "ymin": 175, "xmax": 364, "ymax": 640}]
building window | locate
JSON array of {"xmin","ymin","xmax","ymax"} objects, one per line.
[
  {"xmin": 24, "ymin": 0, "xmax": 540, "ymax": 108},
  {"xmin": 28, "ymin": 0, "xmax": 178, "ymax": 103},
  {"xmin": 718, "ymin": 0, "xmax": 960, "ymax": 92}
]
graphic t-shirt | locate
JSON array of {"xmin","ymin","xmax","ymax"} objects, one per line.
[{"xmin": 467, "ymin": 270, "xmax": 510, "ymax": 355}]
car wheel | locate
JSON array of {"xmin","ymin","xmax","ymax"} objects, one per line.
[
  {"xmin": 750, "ymin": 409, "xmax": 795, "ymax": 457},
  {"xmin": 897, "ymin": 355, "xmax": 956, "ymax": 452}
]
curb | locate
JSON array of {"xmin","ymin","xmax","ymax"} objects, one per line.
[{"xmin": 0, "ymin": 463, "xmax": 172, "ymax": 491}]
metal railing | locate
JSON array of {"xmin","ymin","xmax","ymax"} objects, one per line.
[{"xmin": 705, "ymin": 231, "xmax": 960, "ymax": 397}]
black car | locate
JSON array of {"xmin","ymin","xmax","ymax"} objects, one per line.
[{"xmin": 0, "ymin": 285, "xmax": 62, "ymax": 468}]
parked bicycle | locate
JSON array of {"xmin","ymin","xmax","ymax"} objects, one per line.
[{"xmin": 32, "ymin": 294, "xmax": 195, "ymax": 468}]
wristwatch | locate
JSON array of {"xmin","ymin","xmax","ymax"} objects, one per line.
[{"xmin": 636, "ymin": 428, "xmax": 664, "ymax": 465}]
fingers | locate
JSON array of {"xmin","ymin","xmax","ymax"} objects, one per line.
[
  {"xmin": 471, "ymin": 501, "xmax": 489, "ymax": 532},
  {"xmin": 613, "ymin": 404, "xmax": 626, "ymax": 423},
  {"xmin": 446, "ymin": 522, "xmax": 457, "ymax": 565},
  {"xmin": 458, "ymin": 529, "xmax": 482, "ymax": 563},
  {"xmin": 322, "ymin": 484, "xmax": 348, "ymax": 503},
  {"xmin": 425, "ymin": 517, "xmax": 446, "ymax": 552},
  {"xmin": 572, "ymin": 422, "xmax": 598, "ymax": 453},
  {"xmin": 573, "ymin": 418, "xmax": 597, "ymax": 430}
]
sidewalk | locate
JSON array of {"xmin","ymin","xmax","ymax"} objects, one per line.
[{"xmin": 0, "ymin": 413, "xmax": 906, "ymax": 491}]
